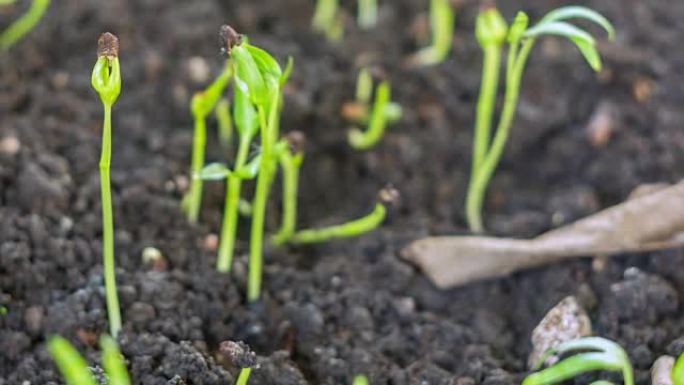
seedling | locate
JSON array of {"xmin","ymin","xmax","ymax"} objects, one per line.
[
  {"xmin": 91, "ymin": 32, "xmax": 122, "ymax": 338},
  {"xmin": 465, "ymin": 5, "xmax": 615, "ymax": 233},
  {"xmin": 346, "ymin": 68, "xmax": 402, "ymax": 150},
  {"xmin": 289, "ymin": 187, "xmax": 399, "ymax": 244},
  {"xmin": 523, "ymin": 337, "xmax": 633, "ymax": 385},
  {"xmin": 357, "ymin": 0, "xmax": 377, "ymax": 29},
  {"xmin": 408, "ymin": 0, "xmax": 455, "ymax": 66},
  {"xmin": 353, "ymin": 375, "xmax": 370, "ymax": 385},
  {"xmin": 48, "ymin": 335, "xmax": 131, "ymax": 385},
  {"xmin": 272, "ymin": 131, "xmax": 306, "ymax": 246},
  {"xmin": 0, "ymin": 0, "xmax": 50, "ymax": 51},
  {"xmin": 182, "ymin": 61, "xmax": 232, "ymax": 224},
  {"xmin": 674, "ymin": 354, "xmax": 684, "ymax": 385}
]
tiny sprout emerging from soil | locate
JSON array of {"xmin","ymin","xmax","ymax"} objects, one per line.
[
  {"xmin": 408, "ymin": 0, "xmax": 455, "ymax": 66},
  {"xmin": 523, "ymin": 337, "xmax": 633, "ymax": 385},
  {"xmin": 465, "ymin": 5, "xmax": 615, "ymax": 233},
  {"xmin": 48, "ymin": 335, "xmax": 131, "ymax": 385},
  {"xmin": 288, "ymin": 186, "xmax": 399, "ymax": 245},
  {"xmin": 220, "ymin": 341, "xmax": 258, "ymax": 385},
  {"xmin": 357, "ymin": 0, "xmax": 378, "ymax": 29},
  {"xmin": 353, "ymin": 375, "xmax": 370, "ymax": 385},
  {"xmin": 0, "ymin": 0, "xmax": 50, "ymax": 51},
  {"xmin": 272, "ymin": 131, "xmax": 306, "ymax": 246},
  {"xmin": 183, "ymin": 60, "xmax": 232, "ymax": 224},
  {"xmin": 91, "ymin": 32, "xmax": 122, "ymax": 338},
  {"xmin": 346, "ymin": 68, "xmax": 402, "ymax": 150},
  {"xmin": 674, "ymin": 354, "xmax": 684, "ymax": 385},
  {"xmin": 312, "ymin": 0, "xmax": 344, "ymax": 42}
]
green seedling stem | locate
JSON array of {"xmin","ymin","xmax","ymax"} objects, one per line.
[
  {"xmin": 353, "ymin": 375, "xmax": 370, "ymax": 385},
  {"xmin": 216, "ymin": 98, "xmax": 233, "ymax": 151},
  {"xmin": 523, "ymin": 337, "xmax": 633, "ymax": 385},
  {"xmin": 48, "ymin": 335, "xmax": 131, "ymax": 385},
  {"xmin": 236, "ymin": 368, "xmax": 252, "ymax": 385},
  {"xmin": 410, "ymin": 0, "xmax": 455, "ymax": 66},
  {"xmin": 348, "ymin": 80, "xmax": 393, "ymax": 150},
  {"xmin": 465, "ymin": 5, "xmax": 614, "ymax": 233},
  {"xmin": 289, "ymin": 187, "xmax": 398, "ymax": 245},
  {"xmin": 272, "ymin": 132, "xmax": 305, "ymax": 246},
  {"xmin": 184, "ymin": 65, "xmax": 232, "ymax": 224},
  {"xmin": 48, "ymin": 336, "xmax": 96, "ymax": 385},
  {"xmin": 91, "ymin": 33, "xmax": 122, "ymax": 338},
  {"xmin": 674, "ymin": 354, "xmax": 684, "ymax": 385},
  {"xmin": 0, "ymin": 0, "xmax": 50, "ymax": 51},
  {"xmin": 357, "ymin": 0, "xmax": 377, "ymax": 29},
  {"xmin": 313, "ymin": 0, "xmax": 343, "ymax": 41}
]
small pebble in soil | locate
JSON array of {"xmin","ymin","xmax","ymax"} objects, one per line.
[
  {"xmin": 528, "ymin": 296, "xmax": 592, "ymax": 368},
  {"xmin": 219, "ymin": 340, "xmax": 259, "ymax": 369},
  {"xmin": 186, "ymin": 57, "xmax": 210, "ymax": 84},
  {"xmin": 651, "ymin": 355, "xmax": 674, "ymax": 385},
  {"xmin": 0, "ymin": 136, "xmax": 20, "ymax": 157}
]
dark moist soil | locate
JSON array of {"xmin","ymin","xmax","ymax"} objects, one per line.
[{"xmin": 2, "ymin": 0, "xmax": 684, "ymax": 384}]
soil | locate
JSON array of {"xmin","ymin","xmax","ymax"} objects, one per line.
[{"xmin": 1, "ymin": 0, "xmax": 684, "ymax": 384}]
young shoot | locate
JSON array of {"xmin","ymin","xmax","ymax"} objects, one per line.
[
  {"xmin": 0, "ymin": 0, "xmax": 50, "ymax": 51},
  {"xmin": 220, "ymin": 341, "xmax": 258, "ymax": 385},
  {"xmin": 183, "ymin": 61, "xmax": 232, "ymax": 224},
  {"xmin": 346, "ymin": 68, "xmax": 402, "ymax": 150},
  {"xmin": 353, "ymin": 375, "xmax": 370, "ymax": 385},
  {"xmin": 312, "ymin": 0, "xmax": 344, "ymax": 42},
  {"xmin": 408, "ymin": 0, "xmax": 455, "ymax": 66},
  {"xmin": 272, "ymin": 131, "xmax": 306, "ymax": 246},
  {"xmin": 465, "ymin": 5, "xmax": 615, "ymax": 233},
  {"xmin": 523, "ymin": 337, "xmax": 633, "ymax": 385},
  {"xmin": 48, "ymin": 335, "xmax": 131, "ymax": 385},
  {"xmin": 91, "ymin": 32, "xmax": 122, "ymax": 338},
  {"xmin": 674, "ymin": 354, "xmax": 684, "ymax": 385},
  {"xmin": 357, "ymin": 0, "xmax": 377, "ymax": 29},
  {"xmin": 288, "ymin": 186, "xmax": 399, "ymax": 245}
]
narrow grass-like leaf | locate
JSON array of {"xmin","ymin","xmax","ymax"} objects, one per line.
[
  {"xmin": 280, "ymin": 56, "xmax": 294, "ymax": 87},
  {"xmin": 524, "ymin": 21, "xmax": 595, "ymax": 44},
  {"xmin": 47, "ymin": 336, "xmax": 97, "ymax": 385},
  {"xmin": 572, "ymin": 36, "xmax": 602, "ymax": 71},
  {"xmin": 539, "ymin": 6, "xmax": 615, "ymax": 40},
  {"xmin": 524, "ymin": 352, "xmax": 622, "ymax": 385},
  {"xmin": 100, "ymin": 336, "xmax": 131, "ymax": 385},
  {"xmin": 674, "ymin": 354, "xmax": 684, "ymax": 385}
]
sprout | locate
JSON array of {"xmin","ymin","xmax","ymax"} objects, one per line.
[
  {"xmin": 346, "ymin": 68, "xmax": 402, "ymax": 150},
  {"xmin": 674, "ymin": 354, "xmax": 684, "ymax": 385},
  {"xmin": 353, "ymin": 375, "xmax": 370, "ymax": 385},
  {"xmin": 408, "ymin": 0, "xmax": 455, "ymax": 66},
  {"xmin": 312, "ymin": 0, "xmax": 344, "ymax": 42},
  {"xmin": 288, "ymin": 187, "xmax": 399, "ymax": 245},
  {"xmin": 48, "ymin": 335, "xmax": 131, "ymax": 385},
  {"xmin": 465, "ymin": 5, "xmax": 614, "ymax": 233},
  {"xmin": 357, "ymin": 0, "xmax": 377, "ymax": 29},
  {"xmin": 91, "ymin": 32, "xmax": 122, "ymax": 338},
  {"xmin": 0, "ymin": 0, "xmax": 50, "ymax": 51},
  {"xmin": 182, "ymin": 61, "xmax": 232, "ymax": 224},
  {"xmin": 523, "ymin": 337, "xmax": 633, "ymax": 385}
]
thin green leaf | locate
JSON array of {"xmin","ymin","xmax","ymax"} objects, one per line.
[
  {"xmin": 47, "ymin": 336, "xmax": 97, "ymax": 385},
  {"xmin": 523, "ymin": 352, "xmax": 623, "ymax": 385},
  {"xmin": 673, "ymin": 354, "xmax": 684, "ymax": 385},
  {"xmin": 539, "ymin": 6, "xmax": 615, "ymax": 40},
  {"xmin": 507, "ymin": 11, "xmax": 529, "ymax": 44},
  {"xmin": 573, "ymin": 36, "xmax": 602, "ymax": 71},
  {"xmin": 524, "ymin": 21, "xmax": 595, "ymax": 45},
  {"xmin": 532, "ymin": 337, "xmax": 621, "ymax": 370},
  {"xmin": 232, "ymin": 45, "xmax": 267, "ymax": 106},
  {"xmin": 280, "ymin": 56, "xmax": 294, "ymax": 87},
  {"xmin": 100, "ymin": 336, "xmax": 131, "ymax": 385},
  {"xmin": 197, "ymin": 163, "xmax": 231, "ymax": 180}
]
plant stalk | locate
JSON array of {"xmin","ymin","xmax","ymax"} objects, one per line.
[{"xmin": 186, "ymin": 115, "xmax": 207, "ymax": 224}]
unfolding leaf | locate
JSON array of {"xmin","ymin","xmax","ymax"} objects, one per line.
[
  {"xmin": 403, "ymin": 181, "xmax": 684, "ymax": 288},
  {"xmin": 233, "ymin": 81, "xmax": 258, "ymax": 138},
  {"xmin": 197, "ymin": 163, "xmax": 231, "ymax": 180},
  {"xmin": 245, "ymin": 44, "xmax": 281, "ymax": 88},
  {"xmin": 232, "ymin": 45, "xmax": 267, "ymax": 106}
]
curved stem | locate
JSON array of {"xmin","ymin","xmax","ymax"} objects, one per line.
[
  {"xmin": 272, "ymin": 151, "xmax": 302, "ymax": 245},
  {"xmin": 290, "ymin": 203, "xmax": 386, "ymax": 244},
  {"xmin": 0, "ymin": 0, "xmax": 51, "ymax": 51},
  {"xmin": 100, "ymin": 104, "xmax": 122, "ymax": 338}
]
